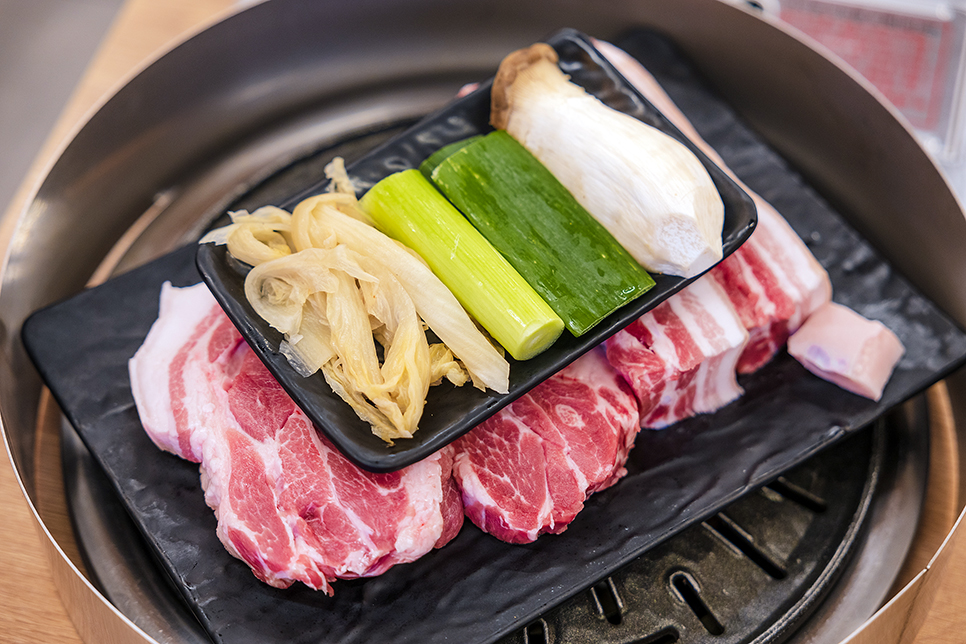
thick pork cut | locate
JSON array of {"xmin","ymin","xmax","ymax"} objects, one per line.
[
  {"xmin": 129, "ymin": 282, "xmax": 463, "ymax": 594},
  {"xmin": 597, "ymin": 40, "xmax": 832, "ymax": 374},
  {"xmin": 788, "ymin": 301, "xmax": 905, "ymax": 401},
  {"xmin": 451, "ymin": 347, "xmax": 639, "ymax": 544},
  {"xmin": 605, "ymin": 276, "xmax": 748, "ymax": 428}
]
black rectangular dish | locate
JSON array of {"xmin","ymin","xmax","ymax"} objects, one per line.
[
  {"xmin": 195, "ymin": 29, "xmax": 757, "ymax": 472},
  {"xmin": 21, "ymin": 28, "xmax": 966, "ymax": 644}
]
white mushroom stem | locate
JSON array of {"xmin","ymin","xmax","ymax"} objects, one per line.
[{"xmin": 491, "ymin": 44, "xmax": 724, "ymax": 279}]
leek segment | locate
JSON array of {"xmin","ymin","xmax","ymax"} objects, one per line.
[
  {"xmin": 426, "ymin": 131, "xmax": 655, "ymax": 336},
  {"xmin": 359, "ymin": 169, "xmax": 564, "ymax": 361}
]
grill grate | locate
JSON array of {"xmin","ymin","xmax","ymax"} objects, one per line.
[{"xmin": 499, "ymin": 413, "xmax": 890, "ymax": 644}]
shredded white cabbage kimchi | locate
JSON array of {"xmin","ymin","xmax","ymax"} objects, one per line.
[{"xmin": 200, "ymin": 160, "xmax": 509, "ymax": 443}]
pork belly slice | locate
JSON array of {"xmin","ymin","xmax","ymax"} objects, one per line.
[
  {"xmin": 128, "ymin": 280, "xmax": 227, "ymax": 462},
  {"xmin": 711, "ymin": 206, "xmax": 832, "ymax": 373},
  {"xmin": 787, "ymin": 301, "xmax": 905, "ymax": 401},
  {"xmin": 605, "ymin": 276, "xmax": 748, "ymax": 429},
  {"xmin": 129, "ymin": 282, "xmax": 463, "ymax": 594},
  {"xmin": 451, "ymin": 347, "xmax": 639, "ymax": 544},
  {"xmin": 596, "ymin": 40, "xmax": 832, "ymax": 373}
]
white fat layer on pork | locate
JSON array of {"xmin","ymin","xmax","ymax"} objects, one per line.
[
  {"xmin": 558, "ymin": 347, "xmax": 638, "ymax": 492},
  {"xmin": 392, "ymin": 454, "xmax": 448, "ymax": 558},
  {"xmin": 664, "ymin": 277, "xmax": 747, "ymax": 415},
  {"xmin": 751, "ymin": 206, "xmax": 831, "ymax": 330},
  {"xmin": 129, "ymin": 282, "xmax": 219, "ymax": 460},
  {"xmin": 606, "ymin": 275, "xmax": 749, "ymax": 430},
  {"xmin": 453, "ymin": 416, "xmax": 556, "ymax": 542},
  {"xmin": 788, "ymin": 301, "xmax": 904, "ymax": 401},
  {"xmin": 548, "ymin": 402, "xmax": 591, "ymax": 495}
]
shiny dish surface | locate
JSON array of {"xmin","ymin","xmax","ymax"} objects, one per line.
[{"xmin": 196, "ymin": 29, "xmax": 756, "ymax": 472}]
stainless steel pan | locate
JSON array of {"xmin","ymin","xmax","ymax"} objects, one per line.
[{"xmin": 4, "ymin": 0, "xmax": 965, "ymax": 642}]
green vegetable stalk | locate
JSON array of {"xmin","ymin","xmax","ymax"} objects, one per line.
[
  {"xmin": 425, "ymin": 130, "xmax": 655, "ymax": 335},
  {"xmin": 359, "ymin": 169, "xmax": 564, "ymax": 361}
]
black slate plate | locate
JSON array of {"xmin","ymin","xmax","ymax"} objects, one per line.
[
  {"xmin": 20, "ymin": 28, "xmax": 966, "ymax": 644},
  {"xmin": 195, "ymin": 29, "xmax": 758, "ymax": 472}
]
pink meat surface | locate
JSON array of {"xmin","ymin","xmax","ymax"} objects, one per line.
[
  {"xmin": 710, "ymin": 208, "xmax": 831, "ymax": 373},
  {"xmin": 605, "ymin": 276, "xmax": 748, "ymax": 429},
  {"xmin": 451, "ymin": 348, "xmax": 639, "ymax": 544},
  {"xmin": 597, "ymin": 39, "xmax": 832, "ymax": 374},
  {"xmin": 129, "ymin": 282, "xmax": 463, "ymax": 594},
  {"xmin": 787, "ymin": 301, "xmax": 905, "ymax": 401}
]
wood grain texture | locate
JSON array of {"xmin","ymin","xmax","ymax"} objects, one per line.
[
  {"xmin": 907, "ymin": 387, "xmax": 966, "ymax": 643},
  {"xmin": 890, "ymin": 384, "xmax": 961, "ymax": 594},
  {"xmin": 0, "ymin": 1, "xmax": 234, "ymax": 642},
  {"xmin": 911, "ymin": 511, "xmax": 966, "ymax": 642},
  {"xmin": 0, "ymin": 454, "xmax": 84, "ymax": 644}
]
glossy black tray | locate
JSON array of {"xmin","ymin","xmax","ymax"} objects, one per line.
[
  {"xmin": 196, "ymin": 29, "xmax": 757, "ymax": 472},
  {"xmin": 21, "ymin": 28, "xmax": 966, "ymax": 644}
]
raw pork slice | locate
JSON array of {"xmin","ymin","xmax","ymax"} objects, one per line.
[
  {"xmin": 788, "ymin": 301, "xmax": 905, "ymax": 401},
  {"xmin": 596, "ymin": 40, "xmax": 832, "ymax": 373},
  {"xmin": 451, "ymin": 347, "xmax": 639, "ymax": 544},
  {"xmin": 129, "ymin": 282, "xmax": 463, "ymax": 594},
  {"xmin": 710, "ymin": 207, "xmax": 832, "ymax": 373},
  {"xmin": 605, "ymin": 276, "xmax": 748, "ymax": 428}
]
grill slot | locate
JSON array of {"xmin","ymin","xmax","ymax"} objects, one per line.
[
  {"xmin": 631, "ymin": 627, "xmax": 681, "ymax": 644},
  {"xmin": 496, "ymin": 420, "xmax": 893, "ymax": 644},
  {"xmin": 524, "ymin": 619, "xmax": 550, "ymax": 644},
  {"xmin": 765, "ymin": 477, "xmax": 829, "ymax": 514},
  {"xmin": 670, "ymin": 571, "xmax": 725, "ymax": 636},
  {"xmin": 591, "ymin": 577, "xmax": 625, "ymax": 624},
  {"xmin": 704, "ymin": 514, "xmax": 788, "ymax": 580}
]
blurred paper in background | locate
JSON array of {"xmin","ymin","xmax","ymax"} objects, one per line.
[{"xmin": 765, "ymin": 0, "xmax": 966, "ymax": 194}]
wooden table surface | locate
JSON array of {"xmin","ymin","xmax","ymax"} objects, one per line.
[
  {"xmin": 2, "ymin": 1, "xmax": 966, "ymax": 643},
  {"xmin": 0, "ymin": 3, "xmax": 233, "ymax": 642}
]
